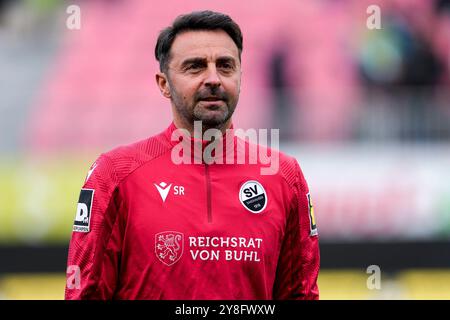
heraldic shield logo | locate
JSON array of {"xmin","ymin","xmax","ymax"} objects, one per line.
[{"xmin": 155, "ymin": 231, "xmax": 184, "ymax": 266}]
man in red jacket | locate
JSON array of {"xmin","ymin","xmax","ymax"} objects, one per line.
[{"xmin": 65, "ymin": 10, "xmax": 319, "ymax": 300}]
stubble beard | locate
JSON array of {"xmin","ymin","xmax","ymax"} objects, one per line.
[{"xmin": 171, "ymin": 86, "xmax": 238, "ymax": 132}]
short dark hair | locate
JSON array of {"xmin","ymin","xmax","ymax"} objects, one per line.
[{"xmin": 155, "ymin": 10, "xmax": 243, "ymax": 72}]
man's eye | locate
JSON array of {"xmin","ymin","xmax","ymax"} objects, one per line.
[
  {"xmin": 187, "ymin": 63, "xmax": 203, "ymax": 70},
  {"xmin": 219, "ymin": 63, "xmax": 233, "ymax": 70}
]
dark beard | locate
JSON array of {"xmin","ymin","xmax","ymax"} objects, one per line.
[
  {"xmin": 172, "ymin": 86, "xmax": 237, "ymax": 131},
  {"xmin": 192, "ymin": 103, "xmax": 232, "ymax": 130}
]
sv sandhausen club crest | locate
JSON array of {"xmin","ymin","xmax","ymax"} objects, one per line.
[
  {"xmin": 155, "ymin": 231, "xmax": 184, "ymax": 266},
  {"xmin": 239, "ymin": 180, "xmax": 267, "ymax": 213}
]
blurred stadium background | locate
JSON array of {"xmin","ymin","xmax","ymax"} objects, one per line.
[{"xmin": 0, "ymin": 0, "xmax": 450, "ymax": 300}]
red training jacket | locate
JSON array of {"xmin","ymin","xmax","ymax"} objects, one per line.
[{"xmin": 65, "ymin": 122, "xmax": 320, "ymax": 299}]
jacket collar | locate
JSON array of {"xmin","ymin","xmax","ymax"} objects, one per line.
[{"xmin": 163, "ymin": 122, "xmax": 238, "ymax": 164}]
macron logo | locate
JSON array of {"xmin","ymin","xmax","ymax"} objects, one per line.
[{"xmin": 154, "ymin": 182, "xmax": 172, "ymax": 202}]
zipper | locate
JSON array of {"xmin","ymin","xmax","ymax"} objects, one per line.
[{"xmin": 205, "ymin": 164, "xmax": 212, "ymax": 223}]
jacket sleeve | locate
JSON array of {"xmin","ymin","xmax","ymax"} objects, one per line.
[
  {"xmin": 273, "ymin": 159, "xmax": 320, "ymax": 300},
  {"xmin": 65, "ymin": 154, "xmax": 124, "ymax": 300}
]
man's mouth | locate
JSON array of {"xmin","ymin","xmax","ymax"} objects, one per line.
[
  {"xmin": 197, "ymin": 99, "xmax": 225, "ymax": 111},
  {"xmin": 199, "ymin": 97, "xmax": 224, "ymax": 102}
]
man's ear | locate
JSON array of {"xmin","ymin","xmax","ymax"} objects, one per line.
[{"xmin": 155, "ymin": 72, "xmax": 171, "ymax": 98}]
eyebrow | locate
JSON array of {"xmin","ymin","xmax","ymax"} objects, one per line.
[
  {"xmin": 216, "ymin": 56, "xmax": 236, "ymax": 65},
  {"xmin": 180, "ymin": 56, "xmax": 237, "ymax": 68},
  {"xmin": 180, "ymin": 57, "xmax": 205, "ymax": 68}
]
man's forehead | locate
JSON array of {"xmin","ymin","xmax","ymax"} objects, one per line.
[{"xmin": 170, "ymin": 30, "xmax": 239, "ymax": 61}]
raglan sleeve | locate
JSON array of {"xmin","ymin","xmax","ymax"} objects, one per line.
[
  {"xmin": 65, "ymin": 154, "xmax": 125, "ymax": 300},
  {"xmin": 272, "ymin": 159, "xmax": 320, "ymax": 300}
]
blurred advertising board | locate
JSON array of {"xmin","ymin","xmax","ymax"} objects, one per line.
[
  {"xmin": 0, "ymin": 156, "xmax": 88, "ymax": 244},
  {"xmin": 288, "ymin": 143, "xmax": 450, "ymax": 240},
  {"xmin": 0, "ymin": 144, "xmax": 449, "ymax": 244}
]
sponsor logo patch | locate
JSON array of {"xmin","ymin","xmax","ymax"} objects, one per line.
[
  {"xmin": 307, "ymin": 193, "xmax": 318, "ymax": 236},
  {"xmin": 239, "ymin": 180, "xmax": 267, "ymax": 214},
  {"xmin": 155, "ymin": 231, "xmax": 184, "ymax": 266},
  {"xmin": 73, "ymin": 189, "xmax": 94, "ymax": 233}
]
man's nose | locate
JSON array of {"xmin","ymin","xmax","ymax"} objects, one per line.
[{"xmin": 204, "ymin": 64, "xmax": 221, "ymax": 87}]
